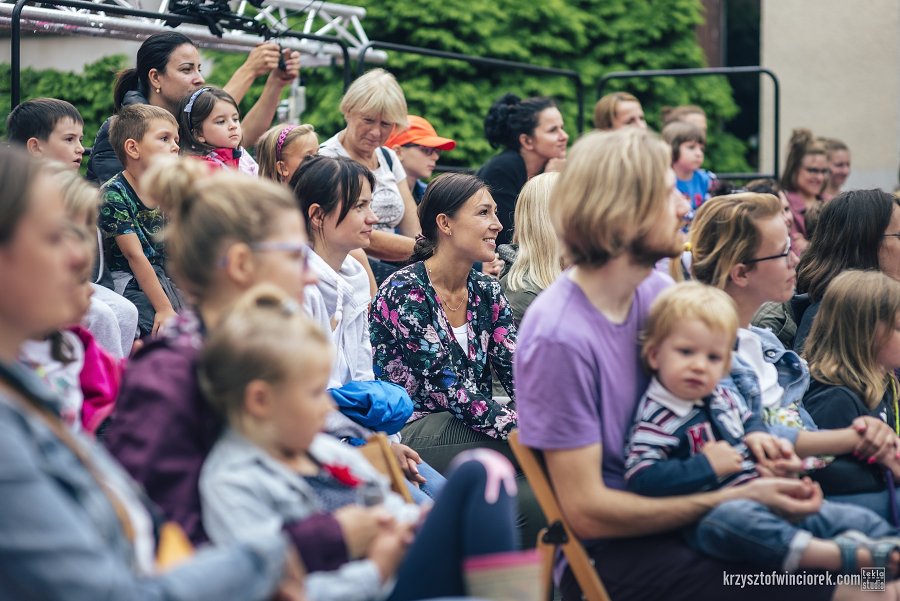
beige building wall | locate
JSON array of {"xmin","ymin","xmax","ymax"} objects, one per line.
[{"xmin": 760, "ymin": 0, "xmax": 900, "ymax": 191}]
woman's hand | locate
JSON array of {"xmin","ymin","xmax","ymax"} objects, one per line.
[
  {"xmin": 243, "ymin": 43, "xmax": 282, "ymax": 77},
  {"xmin": 272, "ymin": 49, "xmax": 301, "ymax": 85}
]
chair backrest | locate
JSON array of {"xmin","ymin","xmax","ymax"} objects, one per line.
[
  {"xmin": 509, "ymin": 430, "xmax": 611, "ymax": 601},
  {"xmin": 359, "ymin": 433, "xmax": 414, "ymax": 504}
]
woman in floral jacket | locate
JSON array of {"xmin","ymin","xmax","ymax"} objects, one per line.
[{"xmin": 371, "ymin": 173, "xmax": 517, "ymax": 453}]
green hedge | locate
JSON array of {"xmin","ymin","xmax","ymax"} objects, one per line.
[{"xmin": 1, "ymin": 0, "xmax": 751, "ymax": 173}]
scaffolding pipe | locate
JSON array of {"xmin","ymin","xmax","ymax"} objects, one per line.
[{"xmin": 8, "ymin": 0, "xmax": 361, "ymax": 109}]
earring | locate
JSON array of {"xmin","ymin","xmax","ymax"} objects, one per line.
[
  {"xmin": 155, "ymin": 87, "xmax": 161, "ymax": 94},
  {"xmin": 448, "ymin": 230, "xmax": 452, "ymax": 237}
]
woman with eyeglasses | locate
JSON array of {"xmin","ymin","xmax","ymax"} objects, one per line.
[
  {"xmin": 780, "ymin": 129, "xmax": 829, "ymax": 255},
  {"xmin": 319, "ymin": 69, "xmax": 421, "ymax": 283},
  {"xmin": 690, "ymin": 192, "xmax": 900, "ymax": 522},
  {"xmin": 104, "ymin": 157, "xmax": 379, "ymax": 573}
]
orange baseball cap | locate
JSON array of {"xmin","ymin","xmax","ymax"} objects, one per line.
[{"xmin": 385, "ymin": 115, "xmax": 456, "ymax": 151}]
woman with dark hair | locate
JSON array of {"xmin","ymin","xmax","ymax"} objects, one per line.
[
  {"xmin": 779, "ymin": 128, "xmax": 828, "ymax": 255},
  {"xmin": 791, "ymin": 189, "xmax": 900, "ymax": 352},
  {"xmin": 87, "ymin": 32, "xmax": 299, "ymax": 184},
  {"xmin": 370, "ymin": 173, "xmax": 516, "ymax": 448},
  {"xmin": 369, "ymin": 173, "xmax": 544, "ymax": 545},
  {"xmin": 476, "ymin": 93, "xmax": 568, "ymax": 245}
]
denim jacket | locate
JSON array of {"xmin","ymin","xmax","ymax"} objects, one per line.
[
  {"xmin": 723, "ymin": 326, "xmax": 815, "ymax": 445},
  {"xmin": 0, "ymin": 360, "xmax": 288, "ymax": 601}
]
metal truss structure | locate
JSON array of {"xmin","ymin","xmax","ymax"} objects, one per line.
[{"xmin": 0, "ymin": 0, "xmax": 386, "ymax": 66}]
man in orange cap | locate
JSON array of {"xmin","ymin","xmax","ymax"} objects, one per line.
[{"xmin": 386, "ymin": 115, "xmax": 456, "ymax": 204}]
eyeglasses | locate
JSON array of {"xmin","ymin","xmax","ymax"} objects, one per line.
[
  {"xmin": 745, "ymin": 236, "xmax": 792, "ymax": 264},
  {"xmin": 250, "ymin": 241, "xmax": 312, "ymax": 269},
  {"xmin": 802, "ymin": 166, "xmax": 830, "ymax": 176},
  {"xmin": 405, "ymin": 144, "xmax": 441, "ymax": 158}
]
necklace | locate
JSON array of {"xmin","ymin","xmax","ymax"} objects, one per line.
[{"xmin": 425, "ymin": 260, "xmax": 466, "ymax": 312}]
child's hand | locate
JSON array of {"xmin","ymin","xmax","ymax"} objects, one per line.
[
  {"xmin": 152, "ymin": 307, "xmax": 177, "ymax": 335},
  {"xmin": 333, "ymin": 504, "xmax": 393, "ymax": 559},
  {"xmin": 391, "ymin": 443, "xmax": 425, "ymax": 485},
  {"xmin": 744, "ymin": 432, "xmax": 802, "ymax": 477},
  {"xmin": 367, "ymin": 522, "xmax": 415, "ymax": 582},
  {"xmin": 701, "ymin": 440, "xmax": 744, "ymax": 477}
]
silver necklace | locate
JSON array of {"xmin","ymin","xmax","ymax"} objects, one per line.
[{"xmin": 425, "ymin": 261, "xmax": 466, "ymax": 312}]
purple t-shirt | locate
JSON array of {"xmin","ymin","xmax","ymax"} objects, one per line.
[{"xmin": 514, "ymin": 270, "xmax": 672, "ymax": 491}]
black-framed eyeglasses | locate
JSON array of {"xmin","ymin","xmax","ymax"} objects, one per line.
[
  {"xmin": 404, "ymin": 144, "xmax": 441, "ymax": 158},
  {"xmin": 745, "ymin": 236, "xmax": 792, "ymax": 264}
]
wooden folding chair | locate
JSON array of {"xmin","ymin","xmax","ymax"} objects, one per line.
[
  {"xmin": 359, "ymin": 433, "xmax": 415, "ymax": 503},
  {"xmin": 509, "ymin": 430, "xmax": 611, "ymax": 601}
]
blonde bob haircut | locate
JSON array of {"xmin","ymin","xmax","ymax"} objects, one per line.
[
  {"xmin": 641, "ymin": 281, "xmax": 739, "ymax": 371},
  {"xmin": 553, "ymin": 128, "xmax": 671, "ymax": 267},
  {"xmin": 689, "ymin": 193, "xmax": 782, "ymax": 290},
  {"xmin": 340, "ymin": 68, "xmax": 409, "ymax": 130},
  {"xmin": 506, "ymin": 172, "xmax": 561, "ymax": 291},
  {"xmin": 805, "ymin": 270, "xmax": 900, "ymax": 409},
  {"xmin": 50, "ymin": 167, "xmax": 101, "ymax": 228},
  {"xmin": 593, "ymin": 91, "xmax": 640, "ymax": 130},
  {"xmin": 198, "ymin": 284, "xmax": 332, "ymax": 421},
  {"xmin": 256, "ymin": 123, "xmax": 317, "ymax": 183},
  {"xmin": 141, "ymin": 155, "xmax": 299, "ymax": 299}
]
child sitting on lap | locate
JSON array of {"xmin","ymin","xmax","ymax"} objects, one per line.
[{"xmin": 625, "ymin": 282, "xmax": 900, "ymax": 575}]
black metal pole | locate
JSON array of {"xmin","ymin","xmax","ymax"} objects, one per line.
[{"xmin": 357, "ymin": 40, "xmax": 586, "ymax": 133}]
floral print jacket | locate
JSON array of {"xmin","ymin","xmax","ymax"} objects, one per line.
[{"xmin": 370, "ymin": 262, "xmax": 517, "ymax": 440}]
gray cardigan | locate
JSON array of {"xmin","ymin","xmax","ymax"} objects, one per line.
[
  {"xmin": 0, "ymin": 362, "xmax": 286, "ymax": 601},
  {"xmin": 201, "ymin": 429, "xmax": 418, "ymax": 601}
]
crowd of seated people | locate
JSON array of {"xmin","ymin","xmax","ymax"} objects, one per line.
[{"xmin": 6, "ymin": 28, "xmax": 900, "ymax": 601}]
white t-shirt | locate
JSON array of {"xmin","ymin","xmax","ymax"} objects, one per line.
[
  {"xmin": 452, "ymin": 323, "xmax": 468, "ymax": 351},
  {"xmin": 735, "ymin": 328, "xmax": 785, "ymax": 409},
  {"xmin": 320, "ymin": 133, "xmax": 407, "ymax": 232},
  {"xmin": 19, "ymin": 331, "xmax": 85, "ymax": 431}
]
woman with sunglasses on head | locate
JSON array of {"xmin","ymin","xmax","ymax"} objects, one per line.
[
  {"xmin": 104, "ymin": 157, "xmax": 383, "ymax": 577},
  {"xmin": 0, "ymin": 146, "xmax": 302, "ymax": 601},
  {"xmin": 779, "ymin": 129, "xmax": 829, "ymax": 256},
  {"xmin": 690, "ymin": 192, "xmax": 900, "ymax": 522}
]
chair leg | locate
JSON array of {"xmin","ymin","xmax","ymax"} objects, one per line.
[{"xmin": 536, "ymin": 528, "xmax": 555, "ymax": 601}]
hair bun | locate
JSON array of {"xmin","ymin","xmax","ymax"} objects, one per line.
[
  {"xmin": 484, "ymin": 93, "xmax": 522, "ymax": 149},
  {"xmin": 141, "ymin": 155, "xmax": 207, "ymax": 217},
  {"xmin": 789, "ymin": 128, "xmax": 815, "ymax": 149}
]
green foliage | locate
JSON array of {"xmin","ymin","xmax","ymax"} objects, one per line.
[
  {"xmin": 0, "ymin": 0, "xmax": 752, "ymax": 172},
  {"xmin": 272, "ymin": 0, "xmax": 750, "ymax": 172},
  {"xmin": 0, "ymin": 55, "xmax": 127, "ymax": 148}
]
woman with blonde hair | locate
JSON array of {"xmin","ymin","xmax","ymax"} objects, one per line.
[
  {"xmin": 499, "ymin": 171, "xmax": 561, "ymax": 324},
  {"xmin": 820, "ymin": 137, "xmax": 851, "ymax": 202},
  {"xmin": 319, "ymin": 68, "xmax": 420, "ymax": 281},
  {"xmin": 593, "ymin": 91, "xmax": 647, "ymax": 130},
  {"xmin": 804, "ymin": 270, "xmax": 900, "ymax": 503}
]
